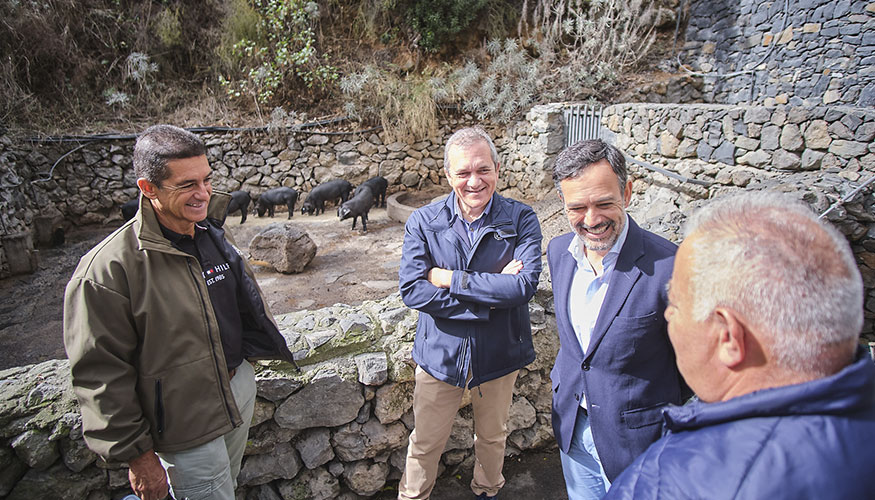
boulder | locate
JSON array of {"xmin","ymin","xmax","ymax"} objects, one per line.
[
  {"xmin": 238, "ymin": 442, "xmax": 302, "ymax": 486},
  {"xmin": 295, "ymin": 428, "xmax": 335, "ymax": 469},
  {"xmin": 342, "ymin": 460, "xmax": 389, "ymax": 496},
  {"xmin": 274, "ymin": 372, "xmax": 364, "ymax": 430},
  {"xmin": 249, "ymin": 223, "xmax": 317, "ymax": 274}
]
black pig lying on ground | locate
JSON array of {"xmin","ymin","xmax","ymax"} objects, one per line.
[
  {"xmin": 301, "ymin": 179, "xmax": 353, "ymax": 215},
  {"xmin": 256, "ymin": 187, "xmax": 298, "ymax": 219},
  {"xmin": 338, "ymin": 184, "xmax": 375, "ymax": 233},
  {"xmin": 226, "ymin": 190, "xmax": 251, "ymax": 223},
  {"xmin": 356, "ymin": 176, "xmax": 388, "ymax": 208},
  {"xmin": 121, "ymin": 199, "xmax": 138, "ymax": 221}
]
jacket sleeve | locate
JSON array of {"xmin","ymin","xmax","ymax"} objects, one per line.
[
  {"xmin": 448, "ymin": 206, "xmax": 543, "ymax": 308},
  {"xmin": 63, "ymin": 276, "xmax": 154, "ymax": 463},
  {"xmin": 399, "ymin": 211, "xmax": 490, "ymax": 321}
]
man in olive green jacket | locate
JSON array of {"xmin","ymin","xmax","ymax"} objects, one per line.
[{"xmin": 64, "ymin": 125, "xmax": 295, "ymax": 500}]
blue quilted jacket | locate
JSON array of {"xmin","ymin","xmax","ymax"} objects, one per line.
[{"xmin": 605, "ymin": 348, "xmax": 875, "ymax": 500}]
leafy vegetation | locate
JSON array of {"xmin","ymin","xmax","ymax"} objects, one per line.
[
  {"xmin": 405, "ymin": 0, "xmax": 488, "ymax": 52},
  {"xmin": 218, "ymin": 0, "xmax": 338, "ymax": 108},
  {"xmin": 0, "ymin": 0, "xmax": 676, "ymax": 137}
]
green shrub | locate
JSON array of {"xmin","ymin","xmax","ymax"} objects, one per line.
[
  {"xmin": 219, "ymin": 0, "xmax": 338, "ymax": 105},
  {"xmin": 405, "ymin": 0, "xmax": 488, "ymax": 52}
]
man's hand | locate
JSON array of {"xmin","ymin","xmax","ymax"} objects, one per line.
[
  {"xmin": 501, "ymin": 259, "xmax": 523, "ymax": 275},
  {"xmin": 128, "ymin": 450, "xmax": 169, "ymax": 500},
  {"xmin": 427, "ymin": 267, "xmax": 453, "ymax": 288},
  {"xmin": 429, "ymin": 260, "xmax": 522, "ymax": 288}
]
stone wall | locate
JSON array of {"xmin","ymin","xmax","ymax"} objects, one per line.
[
  {"xmin": 0, "ymin": 287, "xmax": 559, "ymax": 499},
  {"xmin": 683, "ymin": 0, "xmax": 875, "ymax": 106},
  {"xmin": 0, "ymin": 108, "xmax": 561, "ymax": 279},
  {"xmin": 602, "ymin": 102, "xmax": 875, "ymax": 340}
]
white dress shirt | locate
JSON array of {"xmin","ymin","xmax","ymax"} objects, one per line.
[{"xmin": 567, "ymin": 213, "xmax": 630, "ymax": 408}]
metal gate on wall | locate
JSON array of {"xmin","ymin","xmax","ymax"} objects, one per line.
[{"xmin": 563, "ymin": 104, "xmax": 605, "ymax": 147}]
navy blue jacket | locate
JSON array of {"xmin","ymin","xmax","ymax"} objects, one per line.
[
  {"xmin": 399, "ymin": 192, "xmax": 542, "ymax": 388},
  {"xmin": 547, "ymin": 219, "xmax": 689, "ymax": 481},
  {"xmin": 605, "ymin": 348, "xmax": 875, "ymax": 500}
]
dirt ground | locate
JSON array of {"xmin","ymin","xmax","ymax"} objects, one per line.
[
  {"xmin": 0, "ymin": 190, "xmax": 431, "ymax": 371},
  {"xmin": 0, "ymin": 187, "xmax": 563, "ymax": 372}
]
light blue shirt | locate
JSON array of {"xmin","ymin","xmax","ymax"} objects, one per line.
[
  {"xmin": 454, "ymin": 196, "xmax": 493, "ymax": 246},
  {"xmin": 567, "ymin": 213, "xmax": 630, "ymax": 408}
]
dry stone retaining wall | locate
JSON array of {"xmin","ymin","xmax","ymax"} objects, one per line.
[
  {"xmin": 602, "ymin": 102, "xmax": 875, "ymax": 340},
  {"xmin": 0, "ymin": 289, "xmax": 558, "ymax": 499},
  {"xmin": 0, "ymin": 109, "xmax": 560, "ymax": 279},
  {"xmin": 683, "ymin": 0, "xmax": 875, "ymax": 106}
]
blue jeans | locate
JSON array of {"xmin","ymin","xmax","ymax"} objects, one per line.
[{"xmin": 559, "ymin": 406, "xmax": 611, "ymax": 500}]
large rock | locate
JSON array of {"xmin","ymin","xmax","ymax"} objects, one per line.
[
  {"xmin": 246, "ymin": 421, "xmax": 298, "ymax": 455},
  {"xmin": 295, "ymin": 428, "xmax": 335, "ymax": 469},
  {"xmin": 11, "ymin": 430, "xmax": 58, "ymax": 470},
  {"xmin": 804, "ymin": 120, "xmax": 832, "ymax": 149},
  {"xmin": 6, "ymin": 463, "xmax": 104, "ymax": 500},
  {"xmin": 0, "ymin": 447, "xmax": 27, "ymax": 497},
  {"xmin": 507, "ymin": 397, "xmax": 537, "ymax": 433},
  {"xmin": 331, "ymin": 419, "xmax": 408, "ymax": 462},
  {"xmin": 249, "ymin": 223, "xmax": 317, "ymax": 274},
  {"xmin": 278, "ymin": 467, "xmax": 340, "ymax": 500},
  {"xmin": 274, "ymin": 372, "xmax": 364, "ymax": 430},
  {"xmin": 355, "ymin": 352, "xmax": 388, "ymax": 386},
  {"xmin": 341, "ymin": 460, "xmax": 390, "ymax": 496},
  {"xmin": 373, "ymin": 382, "xmax": 414, "ymax": 424},
  {"xmin": 239, "ymin": 442, "xmax": 302, "ymax": 486}
]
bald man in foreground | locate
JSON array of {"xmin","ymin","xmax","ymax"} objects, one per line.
[{"xmin": 604, "ymin": 191, "xmax": 875, "ymax": 500}]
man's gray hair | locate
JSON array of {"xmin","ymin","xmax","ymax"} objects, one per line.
[
  {"xmin": 443, "ymin": 127, "xmax": 499, "ymax": 171},
  {"xmin": 133, "ymin": 124, "xmax": 206, "ymax": 185},
  {"xmin": 684, "ymin": 191, "xmax": 863, "ymax": 374},
  {"xmin": 552, "ymin": 139, "xmax": 627, "ymax": 195}
]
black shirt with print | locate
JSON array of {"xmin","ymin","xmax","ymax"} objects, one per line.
[{"xmin": 160, "ymin": 221, "xmax": 244, "ymax": 371}]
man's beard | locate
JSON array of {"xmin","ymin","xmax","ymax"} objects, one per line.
[{"xmin": 574, "ymin": 215, "xmax": 624, "ymax": 252}]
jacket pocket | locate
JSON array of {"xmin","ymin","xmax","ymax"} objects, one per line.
[
  {"xmin": 139, "ymin": 355, "xmax": 231, "ymax": 449},
  {"xmin": 621, "ymin": 403, "xmax": 667, "ymax": 429}
]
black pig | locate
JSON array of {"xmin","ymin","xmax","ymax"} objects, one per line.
[
  {"xmin": 338, "ymin": 184, "xmax": 375, "ymax": 232},
  {"xmin": 356, "ymin": 176, "xmax": 388, "ymax": 208},
  {"xmin": 121, "ymin": 199, "xmax": 138, "ymax": 221},
  {"xmin": 226, "ymin": 190, "xmax": 251, "ymax": 224},
  {"xmin": 301, "ymin": 179, "xmax": 353, "ymax": 215},
  {"xmin": 256, "ymin": 187, "xmax": 299, "ymax": 219}
]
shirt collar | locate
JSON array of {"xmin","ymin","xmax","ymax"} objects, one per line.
[
  {"xmin": 159, "ymin": 220, "xmax": 209, "ymax": 243},
  {"xmin": 567, "ymin": 212, "xmax": 630, "ymax": 272},
  {"xmin": 452, "ymin": 193, "xmax": 493, "ymax": 225}
]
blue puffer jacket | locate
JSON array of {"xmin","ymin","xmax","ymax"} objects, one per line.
[
  {"xmin": 398, "ymin": 192, "xmax": 542, "ymax": 388},
  {"xmin": 604, "ymin": 348, "xmax": 875, "ymax": 500}
]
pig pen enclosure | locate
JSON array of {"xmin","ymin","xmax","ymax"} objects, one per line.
[{"xmin": 0, "ymin": 186, "xmax": 452, "ymax": 370}]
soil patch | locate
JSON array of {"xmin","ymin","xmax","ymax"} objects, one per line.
[{"xmin": 0, "ymin": 202, "xmax": 408, "ymax": 370}]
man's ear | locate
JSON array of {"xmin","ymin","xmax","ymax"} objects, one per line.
[
  {"xmin": 623, "ymin": 179, "xmax": 633, "ymax": 208},
  {"xmin": 136, "ymin": 178, "xmax": 158, "ymax": 200},
  {"xmin": 713, "ymin": 307, "xmax": 746, "ymax": 368}
]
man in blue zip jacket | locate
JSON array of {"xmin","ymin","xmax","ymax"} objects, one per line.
[
  {"xmin": 397, "ymin": 127, "xmax": 543, "ymax": 500},
  {"xmin": 605, "ymin": 191, "xmax": 875, "ymax": 500}
]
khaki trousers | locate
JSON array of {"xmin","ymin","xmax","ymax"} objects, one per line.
[
  {"xmin": 398, "ymin": 366, "xmax": 519, "ymax": 499},
  {"xmin": 158, "ymin": 360, "xmax": 256, "ymax": 500}
]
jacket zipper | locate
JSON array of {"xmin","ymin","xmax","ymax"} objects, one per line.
[
  {"xmin": 458, "ymin": 336, "xmax": 469, "ymax": 388},
  {"xmin": 186, "ymin": 259, "xmax": 235, "ymax": 422},
  {"xmin": 155, "ymin": 380, "xmax": 164, "ymax": 435}
]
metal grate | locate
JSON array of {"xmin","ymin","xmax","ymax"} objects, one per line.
[{"xmin": 563, "ymin": 104, "xmax": 605, "ymax": 147}]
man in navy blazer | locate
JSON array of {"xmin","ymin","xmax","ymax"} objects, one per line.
[{"xmin": 546, "ymin": 139, "xmax": 689, "ymax": 499}]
